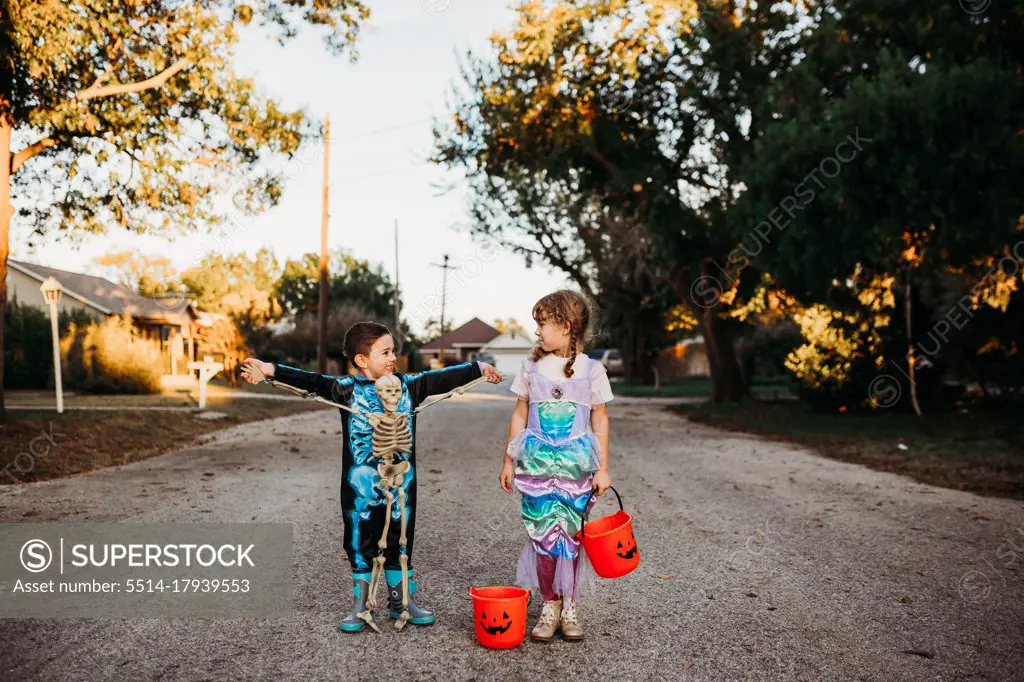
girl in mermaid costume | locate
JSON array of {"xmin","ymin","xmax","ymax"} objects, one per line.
[{"xmin": 499, "ymin": 290, "xmax": 614, "ymax": 643}]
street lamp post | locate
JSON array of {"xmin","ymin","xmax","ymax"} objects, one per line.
[{"xmin": 39, "ymin": 277, "xmax": 65, "ymax": 414}]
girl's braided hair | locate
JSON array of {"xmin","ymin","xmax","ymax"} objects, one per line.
[{"xmin": 529, "ymin": 290, "xmax": 596, "ymax": 378}]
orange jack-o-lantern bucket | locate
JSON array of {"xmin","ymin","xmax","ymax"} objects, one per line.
[
  {"xmin": 576, "ymin": 486, "xmax": 640, "ymax": 579},
  {"xmin": 469, "ymin": 586, "xmax": 530, "ymax": 649}
]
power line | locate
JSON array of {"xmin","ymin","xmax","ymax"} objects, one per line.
[
  {"xmin": 334, "ymin": 160, "xmax": 433, "ymax": 184},
  {"xmin": 330, "ymin": 117, "xmax": 435, "ymax": 143}
]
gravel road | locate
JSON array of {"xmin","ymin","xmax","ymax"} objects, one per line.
[{"xmin": 1, "ymin": 388, "xmax": 1022, "ymax": 681}]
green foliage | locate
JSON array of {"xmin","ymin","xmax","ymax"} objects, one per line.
[
  {"xmin": 434, "ymin": 1, "xmax": 808, "ymax": 393},
  {"xmin": 275, "ymin": 249, "xmax": 396, "ymax": 320},
  {"xmin": 735, "ymin": 54, "xmax": 1024, "ymax": 299},
  {"xmin": 60, "ymin": 316, "xmax": 164, "ymax": 394},
  {"xmin": 742, "ymin": 321, "xmax": 802, "ymax": 382},
  {"xmin": 3, "ymin": 0, "xmax": 369, "ymax": 241},
  {"xmin": 263, "ymin": 301, "xmax": 374, "ymax": 366},
  {"xmin": 431, "ymin": 0, "xmax": 1022, "ymax": 403},
  {"xmin": 934, "ymin": 285, "xmax": 1024, "ymax": 401},
  {"xmin": 181, "ymin": 248, "xmax": 280, "ymax": 322},
  {"xmin": 420, "ymin": 317, "xmax": 455, "ymax": 341},
  {"xmin": 3, "ymin": 297, "xmax": 94, "ymax": 389},
  {"xmin": 728, "ymin": 0, "xmax": 1024, "ymax": 408},
  {"xmin": 3, "ymin": 297, "xmax": 50, "ymax": 389},
  {"xmin": 93, "ymin": 251, "xmax": 179, "ymax": 297}
]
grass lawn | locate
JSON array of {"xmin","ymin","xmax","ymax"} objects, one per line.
[
  {"xmin": 613, "ymin": 377, "xmax": 792, "ymax": 399},
  {"xmin": 0, "ymin": 396, "xmax": 327, "ymax": 484},
  {"xmin": 6, "ymin": 376, "xmax": 287, "ymax": 408},
  {"xmin": 674, "ymin": 400, "xmax": 1024, "ymax": 499}
]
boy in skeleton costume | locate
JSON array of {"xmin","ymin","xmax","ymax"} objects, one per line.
[{"xmin": 241, "ymin": 322, "xmax": 502, "ymax": 633}]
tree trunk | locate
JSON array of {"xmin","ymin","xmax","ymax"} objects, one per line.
[
  {"xmin": 0, "ymin": 117, "xmax": 12, "ymax": 424},
  {"xmin": 905, "ymin": 275, "xmax": 923, "ymax": 416},
  {"xmin": 693, "ymin": 261, "xmax": 745, "ymax": 403},
  {"xmin": 701, "ymin": 308, "xmax": 745, "ymax": 402},
  {"xmin": 620, "ymin": 318, "xmax": 643, "ymax": 383}
]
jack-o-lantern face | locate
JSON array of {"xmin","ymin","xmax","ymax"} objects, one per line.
[
  {"xmin": 479, "ymin": 610, "xmax": 513, "ymax": 635},
  {"xmin": 616, "ymin": 532, "xmax": 637, "ymax": 560}
]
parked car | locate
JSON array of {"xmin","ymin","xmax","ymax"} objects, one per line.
[
  {"xmin": 475, "ymin": 352, "xmax": 496, "ymax": 366},
  {"xmin": 588, "ymin": 348, "xmax": 624, "ymax": 376}
]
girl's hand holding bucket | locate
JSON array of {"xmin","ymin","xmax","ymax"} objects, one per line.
[
  {"xmin": 576, "ymin": 486, "xmax": 640, "ymax": 579},
  {"xmin": 592, "ymin": 469, "xmax": 611, "ymax": 496}
]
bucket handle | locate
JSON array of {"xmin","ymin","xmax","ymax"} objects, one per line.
[
  {"xmin": 579, "ymin": 485, "xmax": 624, "ymax": 539},
  {"xmin": 470, "ymin": 587, "xmax": 532, "ymax": 605}
]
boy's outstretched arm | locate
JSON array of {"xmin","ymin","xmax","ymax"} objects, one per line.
[
  {"xmin": 406, "ymin": 361, "xmax": 502, "ymax": 407},
  {"xmin": 243, "ymin": 357, "xmax": 346, "ymax": 403}
]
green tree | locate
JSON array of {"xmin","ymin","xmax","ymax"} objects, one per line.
[
  {"xmin": 493, "ymin": 318, "xmax": 527, "ymax": 335},
  {"xmin": 4, "ymin": 295, "xmax": 94, "ymax": 389},
  {"xmin": 435, "ymin": 0, "xmax": 803, "ymax": 398},
  {"xmin": 182, "ymin": 248, "xmax": 280, "ymax": 321},
  {"xmin": 733, "ymin": 0, "xmax": 1024, "ymax": 409},
  {"xmin": 421, "ymin": 316, "xmax": 453, "ymax": 341},
  {"xmin": 94, "ymin": 250, "xmax": 178, "ymax": 297},
  {"xmin": 0, "ymin": 0, "xmax": 370, "ymax": 420},
  {"xmin": 275, "ymin": 249, "xmax": 396, "ymax": 321},
  {"xmin": 735, "ymin": 1, "xmax": 1023, "ymax": 298},
  {"xmin": 264, "ymin": 300, "xmax": 374, "ymax": 367}
]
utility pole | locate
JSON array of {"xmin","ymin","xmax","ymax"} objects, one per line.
[
  {"xmin": 431, "ymin": 254, "xmax": 455, "ymax": 366},
  {"xmin": 317, "ymin": 113, "xmax": 330, "ymax": 374},
  {"xmin": 393, "ymin": 219, "xmax": 400, "ymax": 335}
]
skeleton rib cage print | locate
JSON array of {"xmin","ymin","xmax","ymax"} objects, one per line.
[{"xmin": 269, "ymin": 361, "xmax": 484, "ymax": 624}]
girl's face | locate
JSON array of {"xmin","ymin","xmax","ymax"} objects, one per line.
[
  {"xmin": 534, "ymin": 316, "xmax": 571, "ymax": 356},
  {"xmin": 355, "ymin": 334, "xmax": 397, "ymax": 379}
]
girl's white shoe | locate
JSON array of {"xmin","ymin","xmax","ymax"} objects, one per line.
[
  {"xmin": 530, "ymin": 599, "xmax": 562, "ymax": 642},
  {"xmin": 560, "ymin": 598, "xmax": 584, "ymax": 641}
]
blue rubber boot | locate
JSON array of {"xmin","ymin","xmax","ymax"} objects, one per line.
[
  {"xmin": 386, "ymin": 569, "xmax": 436, "ymax": 626},
  {"xmin": 338, "ymin": 573, "xmax": 374, "ymax": 633}
]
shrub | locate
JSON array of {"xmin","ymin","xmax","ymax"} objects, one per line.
[
  {"xmin": 60, "ymin": 316, "xmax": 163, "ymax": 394},
  {"xmin": 4, "ymin": 297, "xmax": 94, "ymax": 389}
]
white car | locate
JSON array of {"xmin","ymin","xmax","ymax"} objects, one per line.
[{"xmin": 588, "ymin": 348, "xmax": 623, "ymax": 376}]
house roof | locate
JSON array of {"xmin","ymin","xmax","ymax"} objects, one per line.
[
  {"xmin": 480, "ymin": 329, "xmax": 535, "ymax": 352},
  {"xmin": 419, "ymin": 317, "xmax": 500, "ymax": 350},
  {"xmin": 9, "ymin": 259, "xmax": 197, "ymax": 324}
]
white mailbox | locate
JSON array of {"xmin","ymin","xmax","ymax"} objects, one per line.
[{"xmin": 188, "ymin": 355, "xmax": 223, "ymax": 409}]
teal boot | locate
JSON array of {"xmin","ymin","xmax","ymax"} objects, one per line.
[
  {"xmin": 338, "ymin": 573, "xmax": 377, "ymax": 633},
  {"xmin": 386, "ymin": 569, "xmax": 436, "ymax": 626}
]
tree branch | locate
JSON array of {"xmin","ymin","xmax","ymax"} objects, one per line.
[
  {"xmin": 11, "ymin": 137, "xmax": 61, "ymax": 172},
  {"xmin": 75, "ymin": 58, "xmax": 193, "ymax": 102}
]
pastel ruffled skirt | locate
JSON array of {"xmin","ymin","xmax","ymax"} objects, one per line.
[{"xmin": 506, "ymin": 401, "xmax": 602, "ymax": 599}]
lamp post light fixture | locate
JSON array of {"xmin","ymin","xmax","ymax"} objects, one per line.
[{"xmin": 39, "ymin": 277, "xmax": 65, "ymax": 414}]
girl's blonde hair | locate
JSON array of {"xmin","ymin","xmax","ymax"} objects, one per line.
[{"xmin": 530, "ymin": 289, "xmax": 595, "ymax": 378}]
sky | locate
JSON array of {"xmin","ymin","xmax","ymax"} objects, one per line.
[{"xmin": 10, "ymin": 0, "xmax": 566, "ymax": 337}]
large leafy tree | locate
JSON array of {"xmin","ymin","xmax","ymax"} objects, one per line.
[
  {"xmin": 435, "ymin": 0, "xmax": 803, "ymax": 399},
  {"xmin": 736, "ymin": 1, "xmax": 1023, "ymax": 297},
  {"xmin": 734, "ymin": 0, "xmax": 1024, "ymax": 408},
  {"xmin": 181, "ymin": 247, "xmax": 280, "ymax": 324},
  {"xmin": 0, "ymin": 0, "xmax": 369, "ymax": 421},
  {"xmin": 94, "ymin": 250, "xmax": 179, "ymax": 296},
  {"xmin": 275, "ymin": 249, "xmax": 397, "ymax": 321}
]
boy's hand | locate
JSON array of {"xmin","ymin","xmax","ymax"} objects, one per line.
[
  {"xmin": 499, "ymin": 459, "xmax": 515, "ymax": 494},
  {"xmin": 241, "ymin": 358, "xmax": 274, "ymax": 384},
  {"xmin": 592, "ymin": 470, "xmax": 611, "ymax": 497},
  {"xmin": 478, "ymin": 362, "xmax": 504, "ymax": 384}
]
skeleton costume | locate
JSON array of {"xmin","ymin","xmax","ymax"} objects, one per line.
[
  {"xmin": 507, "ymin": 353, "xmax": 614, "ymax": 601},
  {"xmin": 270, "ymin": 360, "xmax": 483, "ymax": 631}
]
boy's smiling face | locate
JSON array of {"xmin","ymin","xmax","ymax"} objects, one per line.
[{"xmin": 355, "ymin": 334, "xmax": 397, "ymax": 379}]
